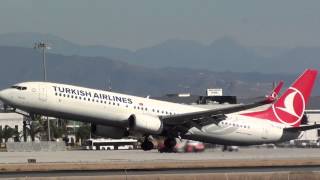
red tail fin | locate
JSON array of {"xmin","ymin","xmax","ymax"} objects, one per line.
[{"xmin": 242, "ymin": 69, "xmax": 318, "ymax": 127}]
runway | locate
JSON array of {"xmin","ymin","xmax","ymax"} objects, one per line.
[
  {"xmin": 0, "ymin": 147, "xmax": 320, "ymax": 163},
  {"xmin": 1, "ymin": 148, "xmax": 320, "ymax": 179}
]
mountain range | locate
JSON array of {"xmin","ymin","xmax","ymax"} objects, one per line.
[
  {"xmin": 0, "ymin": 32, "xmax": 319, "ymax": 73},
  {"xmin": 0, "ymin": 32, "xmax": 319, "ymax": 97},
  {"xmin": 0, "ymin": 46, "xmax": 306, "ymax": 98}
]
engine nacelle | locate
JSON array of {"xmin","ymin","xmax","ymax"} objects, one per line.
[
  {"xmin": 91, "ymin": 124, "xmax": 128, "ymax": 139},
  {"xmin": 129, "ymin": 114, "xmax": 163, "ymax": 134}
]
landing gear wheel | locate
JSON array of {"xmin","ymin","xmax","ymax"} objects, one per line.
[
  {"xmin": 222, "ymin": 145, "xmax": 228, "ymax": 152},
  {"xmin": 164, "ymin": 138, "xmax": 176, "ymax": 148},
  {"xmin": 141, "ymin": 138, "xmax": 154, "ymax": 151},
  {"xmin": 160, "ymin": 138, "xmax": 176, "ymax": 153}
]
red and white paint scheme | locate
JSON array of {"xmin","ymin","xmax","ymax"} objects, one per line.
[
  {"xmin": 0, "ymin": 69, "xmax": 318, "ymax": 150},
  {"xmin": 242, "ymin": 71, "xmax": 315, "ymax": 128}
]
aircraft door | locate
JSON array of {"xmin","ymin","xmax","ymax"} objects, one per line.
[
  {"xmin": 39, "ymin": 84, "xmax": 47, "ymax": 102},
  {"xmin": 261, "ymin": 127, "xmax": 269, "ymax": 140}
]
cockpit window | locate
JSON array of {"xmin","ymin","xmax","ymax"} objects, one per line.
[
  {"xmin": 11, "ymin": 86, "xmax": 19, "ymax": 89},
  {"xmin": 11, "ymin": 86, "xmax": 27, "ymax": 90}
]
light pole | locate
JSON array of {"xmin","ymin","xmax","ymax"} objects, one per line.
[
  {"xmin": 34, "ymin": 42, "xmax": 49, "ymax": 81},
  {"xmin": 34, "ymin": 41, "xmax": 51, "ymax": 141}
]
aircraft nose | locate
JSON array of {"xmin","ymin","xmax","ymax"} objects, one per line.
[
  {"xmin": 0, "ymin": 90, "xmax": 4, "ymax": 100},
  {"xmin": 0, "ymin": 89, "xmax": 10, "ymax": 102}
]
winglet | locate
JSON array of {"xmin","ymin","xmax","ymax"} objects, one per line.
[{"xmin": 264, "ymin": 81, "xmax": 284, "ymax": 103}]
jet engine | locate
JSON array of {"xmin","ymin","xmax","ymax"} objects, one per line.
[
  {"xmin": 129, "ymin": 114, "xmax": 163, "ymax": 134},
  {"xmin": 91, "ymin": 124, "xmax": 128, "ymax": 139}
]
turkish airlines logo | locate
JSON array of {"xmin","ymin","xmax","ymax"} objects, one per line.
[{"xmin": 272, "ymin": 87, "xmax": 305, "ymax": 126}]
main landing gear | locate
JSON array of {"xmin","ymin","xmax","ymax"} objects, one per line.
[
  {"xmin": 159, "ymin": 137, "xmax": 177, "ymax": 153},
  {"xmin": 141, "ymin": 137, "xmax": 154, "ymax": 151},
  {"xmin": 140, "ymin": 136, "xmax": 177, "ymax": 152}
]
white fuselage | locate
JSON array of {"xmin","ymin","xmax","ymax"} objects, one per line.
[{"xmin": 0, "ymin": 82, "xmax": 298, "ymax": 145}]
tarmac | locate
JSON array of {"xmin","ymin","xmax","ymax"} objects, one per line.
[
  {"xmin": 0, "ymin": 147, "xmax": 319, "ymax": 164},
  {"xmin": 1, "ymin": 148, "xmax": 320, "ymax": 179}
]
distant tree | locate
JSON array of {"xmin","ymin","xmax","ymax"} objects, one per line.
[
  {"xmin": 51, "ymin": 120, "xmax": 65, "ymax": 140},
  {"xmin": 3, "ymin": 125, "xmax": 18, "ymax": 143},
  {"xmin": 28, "ymin": 116, "xmax": 69, "ymax": 142},
  {"xmin": 13, "ymin": 129, "xmax": 20, "ymax": 142},
  {"xmin": 76, "ymin": 124, "xmax": 91, "ymax": 144},
  {"xmin": 0, "ymin": 128, "xmax": 3, "ymax": 146},
  {"xmin": 28, "ymin": 115, "xmax": 44, "ymax": 141}
]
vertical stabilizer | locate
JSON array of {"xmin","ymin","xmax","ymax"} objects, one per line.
[{"xmin": 242, "ymin": 69, "xmax": 318, "ymax": 127}]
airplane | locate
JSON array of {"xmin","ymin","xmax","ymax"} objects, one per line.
[{"xmin": 0, "ymin": 69, "xmax": 317, "ymax": 152}]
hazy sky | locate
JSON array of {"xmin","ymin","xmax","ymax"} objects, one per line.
[{"xmin": 1, "ymin": 0, "xmax": 320, "ymax": 50}]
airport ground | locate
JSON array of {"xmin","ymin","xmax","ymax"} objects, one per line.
[
  {"xmin": 1, "ymin": 147, "xmax": 320, "ymax": 179},
  {"xmin": 0, "ymin": 147, "xmax": 320, "ymax": 163}
]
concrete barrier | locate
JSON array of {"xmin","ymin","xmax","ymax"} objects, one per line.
[
  {"xmin": 0, "ymin": 159, "xmax": 319, "ymax": 179},
  {"xmin": 0, "ymin": 158, "xmax": 320, "ymax": 172},
  {"xmin": 6, "ymin": 142, "xmax": 66, "ymax": 152},
  {"xmin": 55, "ymin": 172, "xmax": 320, "ymax": 180}
]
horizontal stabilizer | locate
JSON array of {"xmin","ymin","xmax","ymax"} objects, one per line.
[{"xmin": 284, "ymin": 124, "xmax": 320, "ymax": 132}]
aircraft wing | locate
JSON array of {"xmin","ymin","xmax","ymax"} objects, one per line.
[
  {"xmin": 162, "ymin": 100, "xmax": 270, "ymax": 126},
  {"xmin": 162, "ymin": 81, "xmax": 283, "ymax": 127}
]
